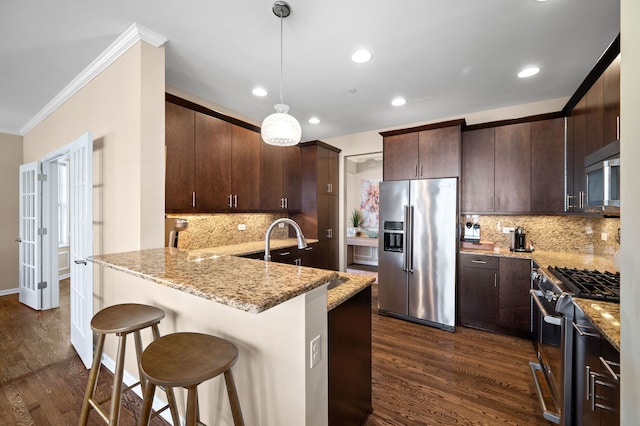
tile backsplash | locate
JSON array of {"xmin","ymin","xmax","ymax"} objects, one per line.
[
  {"xmin": 167, "ymin": 213, "xmax": 289, "ymax": 249},
  {"xmin": 463, "ymin": 215, "xmax": 620, "ymax": 257}
]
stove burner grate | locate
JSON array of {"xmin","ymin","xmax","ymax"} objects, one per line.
[{"xmin": 548, "ymin": 266, "xmax": 620, "ymax": 303}]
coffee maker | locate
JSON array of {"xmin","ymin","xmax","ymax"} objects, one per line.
[
  {"xmin": 510, "ymin": 227, "xmax": 533, "ymax": 252},
  {"xmin": 463, "ymin": 216, "xmax": 481, "ymax": 242}
]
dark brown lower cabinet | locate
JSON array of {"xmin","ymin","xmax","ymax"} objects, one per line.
[
  {"xmin": 459, "ymin": 253, "xmax": 532, "ymax": 338},
  {"xmin": 573, "ymin": 305, "xmax": 620, "ymax": 426},
  {"xmin": 328, "ymin": 285, "xmax": 372, "ymax": 425}
]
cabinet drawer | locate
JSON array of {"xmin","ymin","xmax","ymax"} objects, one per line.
[{"xmin": 460, "ymin": 253, "xmax": 499, "ymax": 269}]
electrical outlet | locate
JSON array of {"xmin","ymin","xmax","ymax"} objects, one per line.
[
  {"xmin": 601, "ymin": 232, "xmax": 608, "ymax": 241},
  {"xmin": 502, "ymin": 227, "xmax": 515, "ymax": 234},
  {"xmin": 237, "ymin": 224, "xmax": 246, "ymax": 231},
  {"xmin": 310, "ymin": 335, "xmax": 321, "ymax": 368},
  {"xmin": 279, "ymin": 222, "xmax": 286, "ymax": 228}
]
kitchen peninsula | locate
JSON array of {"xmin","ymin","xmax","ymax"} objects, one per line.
[{"xmin": 89, "ymin": 243, "xmax": 374, "ymax": 426}]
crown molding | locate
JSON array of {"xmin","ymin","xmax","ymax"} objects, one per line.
[{"xmin": 20, "ymin": 23, "xmax": 167, "ymax": 135}]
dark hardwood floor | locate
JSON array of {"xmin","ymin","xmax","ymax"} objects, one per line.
[
  {"xmin": 1, "ymin": 280, "xmax": 547, "ymax": 425},
  {"xmin": 0, "ymin": 280, "xmax": 168, "ymax": 425}
]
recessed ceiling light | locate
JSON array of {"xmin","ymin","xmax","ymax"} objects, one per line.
[
  {"xmin": 309, "ymin": 117, "xmax": 320, "ymax": 124},
  {"xmin": 391, "ymin": 97, "xmax": 406, "ymax": 106},
  {"xmin": 517, "ymin": 67, "xmax": 540, "ymax": 78},
  {"xmin": 252, "ymin": 87, "xmax": 268, "ymax": 97},
  {"xmin": 351, "ymin": 49, "xmax": 372, "ymax": 64}
]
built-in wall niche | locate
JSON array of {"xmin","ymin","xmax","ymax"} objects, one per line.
[{"xmin": 345, "ymin": 152, "xmax": 382, "ymax": 267}]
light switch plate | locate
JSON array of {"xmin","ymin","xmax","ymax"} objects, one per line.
[{"xmin": 238, "ymin": 224, "xmax": 246, "ymax": 231}]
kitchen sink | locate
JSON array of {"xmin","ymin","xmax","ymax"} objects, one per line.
[{"xmin": 327, "ymin": 276, "xmax": 349, "ymax": 290}]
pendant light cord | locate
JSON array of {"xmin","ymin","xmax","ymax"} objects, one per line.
[{"xmin": 279, "ymin": 9, "xmax": 284, "ymax": 105}]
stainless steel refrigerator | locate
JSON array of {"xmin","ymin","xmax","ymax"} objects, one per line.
[{"xmin": 378, "ymin": 178, "xmax": 458, "ymax": 331}]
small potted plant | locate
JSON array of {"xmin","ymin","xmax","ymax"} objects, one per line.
[{"xmin": 350, "ymin": 209, "xmax": 365, "ymax": 237}]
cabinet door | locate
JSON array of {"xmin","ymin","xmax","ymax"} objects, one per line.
[
  {"xmin": 461, "ymin": 128, "xmax": 495, "ymax": 212},
  {"xmin": 603, "ymin": 55, "xmax": 621, "ymax": 145},
  {"xmin": 231, "ymin": 126, "xmax": 261, "ymax": 210},
  {"xmin": 418, "ymin": 126, "xmax": 461, "ymax": 178},
  {"xmin": 498, "ymin": 257, "xmax": 532, "ymax": 338},
  {"xmin": 569, "ymin": 97, "xmax": 588, "ymax": 209},
  {"xmin": 283, "ymin": 146, "xmax": 301, "ymax": 211},
  {"xmin": 383, "ymin": 133, "xmax": 419, "ymax": 181},
  {"xmin": 260, "ymin": 143, "xmax": 285, "ymax": 210},
  {"xmin": 459, "ymin": 254, "xmax": 499, "ymax": 330},
  {"xmin": 165, "ymin": 102, "xmax": 195, "ymax": 213},
  {"xmin": 530, "ymin": 118, "xmax": 565, "ymax": 213},
  {"xmin": 586, "ymin": 75, "xmax": 605, "ymax": 156},
  {"xmin": 494, "ymin": 123, "xmax": 531, "ymax": 212},
  {"xmin": 195, "ymin": 112, "xmax": 233, "ymax": 211}
]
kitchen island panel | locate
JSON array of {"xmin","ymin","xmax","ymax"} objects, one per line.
[{"xmin": 96, "ymin": 265, "xmax": 328, "ymax": 426}]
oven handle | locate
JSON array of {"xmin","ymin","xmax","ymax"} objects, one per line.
[
  {"xmin": 530, "ymin": 289, "xmax": 562, "ymax": 326},
  {"xmin": 529, "ymin": 362, "xmax": 561, "ymax": 424}
]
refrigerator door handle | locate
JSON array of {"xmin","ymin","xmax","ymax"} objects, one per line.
[
  {"xmin": 403, "ymin": 205, "xmax": 409, "ymax": 271},
  {"xmin": 408, "ymin": 205, "xmax": 414, "ymax": 272}
]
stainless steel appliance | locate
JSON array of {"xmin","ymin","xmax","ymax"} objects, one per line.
[
  {"xmin": 584, "ymin": 140, "xmax": 620, "ymax": 216},
  {"xmin": 529, "ymin": 265, "xmax": 620, "ymax": 425},
  {"xmin": 510, "ymin": 226, "xmax": 533, "ymax": 252},
  {"xmin": 377, "ymin": 178, "xmax": 458, "ymax": 331},
  {"xmin": 164, "ymin": 217, "xmax": 188, "ymax": 248},
  {"xmin": 463, "ymin": 221, "xmax": 480, "ymax": 242}
]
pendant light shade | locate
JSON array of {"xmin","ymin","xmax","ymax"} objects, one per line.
[
  {"xmin": 261, "ymin": 103, "xmax": 302, "ymax": 146},
  {"xmin": 261, "ymin": 1, "xmax": 301, "ymax": 146}
]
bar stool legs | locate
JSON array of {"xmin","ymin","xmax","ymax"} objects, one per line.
[
  {"xmin": 138, "ymin": 332, "xmax": 245, "ymax": 426},
  {"xmin": 79, "ymin": 304, "xmax": 180, "ymax": 426}
]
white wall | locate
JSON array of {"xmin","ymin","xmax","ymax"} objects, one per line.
[
  {"xmin": 22, "ymin": 41, "xmax": 165, "ymax": 255},
  {"xmin": 620, "ymin": 0, "xmax": 638, "ymax": 422},
  {"xmin": 0, "ymin": 133, "xmax": 22, "ymax": 294}
]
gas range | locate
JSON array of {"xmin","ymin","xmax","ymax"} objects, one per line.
[{"xmin": 547, "ymin": 266, "xmax": 620, "ymax": 303}]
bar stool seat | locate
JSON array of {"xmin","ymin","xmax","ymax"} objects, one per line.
[
  {"xmin": 79, "ymin": 303, "xmax": 180, "ymax": 426},
  {"xmin": 138, "ymin": 332, "xmax": 244, "ymax": 426}
]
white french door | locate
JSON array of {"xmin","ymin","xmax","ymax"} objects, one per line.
[
  {"xmin": 69, "ymin": 132, "xmax": 94, "ymax": 368},
  {"xmin": 18, "ymin": 161, "xmax": 42, "ymax": 310}
]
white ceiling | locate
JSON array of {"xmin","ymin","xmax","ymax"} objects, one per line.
[{"xmin": 0, "ymin": 0, "xmax": 619, "ymax": 140}]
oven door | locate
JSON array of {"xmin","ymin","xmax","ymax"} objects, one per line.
[{"xmin": 530, "ymin": 289, "xmax": 563, "ymax": 424}]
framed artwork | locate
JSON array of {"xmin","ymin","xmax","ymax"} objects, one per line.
[{"xmin": 359, "ymin": 179, "xmax": 380, "ymax": 227}]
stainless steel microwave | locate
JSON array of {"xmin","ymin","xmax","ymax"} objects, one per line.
[{"xmin": 584, "ymin": 141, "xmax": 620, "ymax": 215}]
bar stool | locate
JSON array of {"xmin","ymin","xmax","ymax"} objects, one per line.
[
  {"xmin": 79, "ymin": 303, "xmax": 180, "ymax": 426},
  {"xmin": 138, "ymin": 332, "xmax": 244, "ymax": 426}
]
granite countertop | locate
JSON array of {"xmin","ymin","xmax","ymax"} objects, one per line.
[
  {"xmin": 89, "ymin": 247, "xmax": 337, "ymax": 314},
  {"xmin": 572, "ymin": 298, "xmax": 620, "ymax": 351},
  {"xmin": 89, "ymin": 238, "xmax": 375, "ymax": 314},
  {"xmin": 461, "ymin": 246, "xmax": 619, "ymax": 350}
]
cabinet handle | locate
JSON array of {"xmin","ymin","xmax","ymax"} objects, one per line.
[
  {"xmin": 590, "ymin": 371, "xmax": 597, "ymax": 411},
  {"xmin": 572, "ymin": 322, "xmax": 600, "ymax": 338},
  {"xmin": 284, "ymin": 197, "xmax": 288, "ymax": 208},
  {"xmin": 279, "ymin": 251, "xmax": 291, "ymax": 256},
  {"xmin": 415, "ymin": 164, "xmax": 418, "ymax": 177},
  {"xmin": 471, "ymin": 260, "xmax": 487, "ymax": 264},
  {"xmin": 192, "ymin": 191, "xmax": 196, "ymax": 207},
  {"xmin": 494, "ymin": 272, "xmax": 497, "ymax": 288},
  {"xmin": 579, "ymin": 191, "xmax": 585, "ymax": 209},
  {"xmin": 586, "ymin": 366, "xmax": 592, "ymax": 402},
  {"xmin": 228, "ymin": 194, "xmax": 233, "ymax": 208},
  {"xmin": 420, "ymin": 164, "xmax": 423, "ymax": 177},
  {"xmin": 304, "ymin": 246, "xmax": 314, "ymax": 251},
  {"xmin": 234, "ymin": 194, "xmax": 238, "ymax": 208},
  {"xmin": 599, "ymin": 357, "xmax": 620, "ymax": 382}
]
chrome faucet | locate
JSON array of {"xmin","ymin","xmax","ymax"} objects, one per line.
[{"xmin": 264, "ymin": 218, "xmax": 307, "ymax": 261}]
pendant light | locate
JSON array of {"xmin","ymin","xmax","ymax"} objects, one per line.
[{"xmin": 261, "ymin": 1, "xmax": 302, "ymax": 146}]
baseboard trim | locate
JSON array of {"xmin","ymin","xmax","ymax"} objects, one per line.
[{"xmin": 0, "ymin": 288, "xmax": 19, "ymax": 297}]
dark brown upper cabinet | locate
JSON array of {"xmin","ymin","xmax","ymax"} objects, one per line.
[
  {"xmin": 165, "ymin": 102, "xmax": 196, "ymax": 213},
  {"xmin": 530, "ymin": 118, "xmax": 565, "ymax": 213},
  {"xmin": 260, "ymin": 144, "xmax": 301, "ymax": 212},
  {"xmin": 461, "ymin": 128, "xmax": 495, "ymax": 212},
  {"xmin": 494, "ymin": 123, "xmax": 531, "ymax": 213},
  {"xmin": 381, "ymin": 120, "xmax": 463, "ymax": 181}
]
